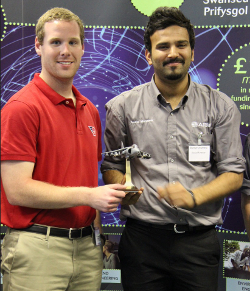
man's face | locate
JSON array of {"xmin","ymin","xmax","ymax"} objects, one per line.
[
  {"xmin": 145, "ymin": 25, "xmax": 194, "ymax": 84},
  {"xmin": 35, "ymin": 20, "xmax": 84, "ymax": 85}
]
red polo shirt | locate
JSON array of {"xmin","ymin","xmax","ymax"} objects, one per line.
[{"xmin": 1, "ymin": 73, "xmax": 102, "ymax": 229}]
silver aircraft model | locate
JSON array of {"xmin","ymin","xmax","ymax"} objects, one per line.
[{"xmin": 102, "ymin": 142, "xmax": 151, "ymax": 160}]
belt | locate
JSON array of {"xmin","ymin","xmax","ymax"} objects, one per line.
[
  {"xmin": 126, "ymin": 218, "xmax": 215, "ymax": 234},
  {"xmin": 14, "ymin": 225, "xmax": 92, "ymax": 240}
]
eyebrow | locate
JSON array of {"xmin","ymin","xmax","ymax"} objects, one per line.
[
  {"xmin": 156, "ymin": 40, "xmax": 189, "ymax": 47},
  {"xmin": 176, "ymin": 40, "xmax": 189, "ymax": 44},
  {"xmin": 49, "ymin": 37, "xmax": 80, "ymax": 42}
]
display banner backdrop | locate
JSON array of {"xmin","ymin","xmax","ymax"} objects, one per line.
[{"xmin": 1, "ymin": 0, "xmax": 250, "ymax": 290}]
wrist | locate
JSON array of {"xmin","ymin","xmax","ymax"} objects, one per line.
[{"xmin": 187, "ymin": 189, "xmax": 197, "ymax": 207}]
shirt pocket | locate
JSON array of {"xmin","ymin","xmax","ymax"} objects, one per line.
[{"xmin": 1, "ymin": 232, "xmax": 19, "ymax": 273}]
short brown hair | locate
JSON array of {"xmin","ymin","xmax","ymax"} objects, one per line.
[
  {"xmin": 104, "ymin": 240, "xmax": 115, "ymax": 252},
  {"xmin": 36, "ymin": 7, "xmax": 85, "ymax": 45}
]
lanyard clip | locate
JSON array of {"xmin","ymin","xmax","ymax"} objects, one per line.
[{"xmin": 198, "ymin": 132, "xmax": 203, "ymax": 145}]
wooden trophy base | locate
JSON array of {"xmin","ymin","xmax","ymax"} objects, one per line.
[{"xmin": 124, "ymin": 185, "xmax": 139, "ymax": 193}]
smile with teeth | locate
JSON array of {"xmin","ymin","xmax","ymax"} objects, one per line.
[{"xmin": 58, "ymin": 61, "xmax": 73, "ymax": 64}]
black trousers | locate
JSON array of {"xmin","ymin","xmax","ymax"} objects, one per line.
[{"xmin": 118, "ymin": 219, "xmax": 220, "ymax": 291}]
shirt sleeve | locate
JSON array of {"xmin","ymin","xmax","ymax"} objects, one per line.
[
  {"xmin": 242, "ymin": 134, "xmax": 250, "ymax": 196},
  {"xmin": 100, "ymin": 97, "xmax": 126, "ymax": 174},
  {"xmin": 95, "ymin": 110, "xmax": 103, "ymax": 162},
  {"xmin": 212, "ymin": 97, "xmax": 245, "ymax": 175},
  {"xmin": 1, "ymin": 100, "xmax": 38, "ymax": 162}
]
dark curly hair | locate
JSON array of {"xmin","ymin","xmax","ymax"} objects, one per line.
[{"xmin": 144, "ymin": 7, "xmax": 195, "ymax": 52}]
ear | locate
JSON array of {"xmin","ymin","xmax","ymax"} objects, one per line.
[
  {"xmin": 35, "ymin": 37, "xmax": 42, "ymax": 56},
  {"xmin": 145, "ymin": 49, "xmax": 152, "ymax": 66},
  {"xmin": 191, "ymin": 49, "xmax": 194, "ymax": 62}
]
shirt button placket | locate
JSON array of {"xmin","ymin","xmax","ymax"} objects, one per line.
[{"xmin": 168, "ymin": 111, "xmax": 177, "ymax": 184}]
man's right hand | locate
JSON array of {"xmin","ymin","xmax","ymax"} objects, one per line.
[{"xmin": 89, "ymin": 184, "xmax": 127, "ymax": 212}]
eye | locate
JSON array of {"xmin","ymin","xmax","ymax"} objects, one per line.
[
  {"xmin": 69, "ymin": 40, "xmax": 79, "ymax": 45},
  {"xmin": 177, "ymin": 42, "xmax": 188, "ymax": 48},
  {"xmin": 51, "ymin": 40, "xmax": 60, "ymax": 45},
  {"xmin": 157, "ymin": 45, "xmax": 169, "ymax": 50}
]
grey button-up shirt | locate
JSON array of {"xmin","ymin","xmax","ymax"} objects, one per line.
[
  {"xmin": 242, "ymin": 134, "xmax": 250, "ymax": 196},
  {"xmin": 101, "ymin": 76, "xmax": 245, "ymax": 226}
]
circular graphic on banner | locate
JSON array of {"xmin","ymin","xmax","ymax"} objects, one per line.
[
  {"xmin": 217, "ymin": 43, "xmax": 250, "ymax": 127},
  {"xmin": 131, "ymin": 0, "xmax": 185, "ymax": 16}
]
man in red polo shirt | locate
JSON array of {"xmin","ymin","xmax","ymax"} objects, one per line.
[{"xmin": 1, "ymin": 7, "xmax": 129, "ymax": 291}]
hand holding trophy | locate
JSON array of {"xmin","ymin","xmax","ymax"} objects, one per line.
[{"xmin": 102, "ymin": 142, "xmax": 151, "ymax": 194}]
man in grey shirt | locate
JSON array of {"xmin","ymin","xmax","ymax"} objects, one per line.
[
  {"xmin": 242, "ymin": 134, "xmax": 250, "ymax": 240},
  {"xmin": 101, "ymin": 6, "xmax": 245, "ymax": 291}
]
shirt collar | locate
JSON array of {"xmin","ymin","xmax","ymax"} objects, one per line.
[
  {"xmin": 33, "ymin": 73, "xmax": 88, "ymax": 106},
  {"xmin": 185, "ymin": 75, "xmax": 193, "ymax": 100},
  {"xmin": 149, "ymin": 74, "xmax": 191, "ymax": 108}
]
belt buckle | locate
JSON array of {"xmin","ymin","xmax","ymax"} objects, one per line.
[
  {"xmin": 174, "ymin": 224, "xmax": 185, "ymax": 234},
  {"xmin": 69, "ymin": 228, "xmax": 82, "ymax": 240}
]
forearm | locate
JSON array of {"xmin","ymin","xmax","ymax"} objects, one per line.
[
  {"xmin": 1, "ymin": 161, "xmax": 127, "ymax": 212},
  {"xmin": 102, "ymin": 169, "xmax": 124, "ymax": 185},
  {"xmin": 193, "ymin": 172, "xmax": 243, "ymax": 206},
  {"xmin": 241, "ymin": 194, "xmax": 250, "ymax": 241},
  {"xmin": 3, "ymin": 177, "xmax": 93, "ymax": 209}
]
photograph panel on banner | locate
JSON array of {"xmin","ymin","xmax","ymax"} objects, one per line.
[
  {"xmin": 101, "ymin": 233, "xmax": 122, "ymax": 290},
  {"xmin": 223, "ymin": 240, "xmax": 250, "ymax": 291}
]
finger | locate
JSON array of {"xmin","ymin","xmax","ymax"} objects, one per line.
[
  {"xmin": 109, "ymin": 205, "xmax": 120, "ymax": 212},
  {"xmin": 106, "ymin": 200, "xmax": 121, "ymax": 209},
  {"xmin": 124, "ymin": 193, "xmax": 134, "ymax": 199},
  {"xmin": 124, "ymin": 192, "xmax": 141, "ymax": 199},
  {"xmin": 129, "ymin": 193, "xmax": 141, "ymax": 204},
  {"xmin": 109, "ymin": 184, "xmax": 127, "ymax": 191},
  {"xmin": 157, "ymin": 186, "xmax": 165, "ymax": 199},
  {"xmin": 137, "ymin": 187, "xmax": 144, "ymax": 194},
  {"xmin": 157, "ymin": 187, "xmax": 174, "ymax": 206},
  {"xmin": 113, "ymin": 190, "xmax": 127, "ymax": 198},
  {"xmin": 122, "ymin": 193, "xmax": 141, "ymax": 205},
  {"xmin": 125, "ymin": 187, "xmax": 144, "ymax": 196},
  {"xmin": 108, "ymin": 197, "xmax": 123, "ymax": 205}
]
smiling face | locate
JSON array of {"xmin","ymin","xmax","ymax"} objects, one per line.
[
  {"xmin": 145, "ymin": 25, "xmax": 194, "ymax": 86},
  {"xmin": 35, "ymin": 20, "xmax": 84, "ymax": 87}
]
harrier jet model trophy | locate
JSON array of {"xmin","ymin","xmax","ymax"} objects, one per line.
[{"xmin": 102, "ymin": 142, "xmax": 151, "ymax": 192}]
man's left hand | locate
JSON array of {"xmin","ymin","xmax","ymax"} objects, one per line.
[
  {"xmin": 121, "ymin": 187, "xmax": 144, "ymax": 205},
  {"xmin": 157, "ymin": 182, "xmax": 195, "ymax": 209},
  {"xmin": 120, "ymin": 174, "xmax": 144, "ymax": 205}
]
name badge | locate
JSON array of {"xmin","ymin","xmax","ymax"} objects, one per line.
[
  {"xmin": 94, "ymin": 227, "xmax": 101, "ymax": 246},
  {"xmin": 188, "ymin": 145, "xmax": 210, "ymax": 162}
]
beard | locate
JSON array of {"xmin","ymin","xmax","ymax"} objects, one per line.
[
  {"xmin": 165, "ymin": 71, "xmax": 183, "ymax": 80},
  {"xmin": 162, "ymin": 58, "xmax": 186, "ymax": 80}
]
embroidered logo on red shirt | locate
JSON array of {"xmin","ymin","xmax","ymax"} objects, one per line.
[{"xmin": 88, "ymin": 126, "xmax": 96, "ymax": 136}]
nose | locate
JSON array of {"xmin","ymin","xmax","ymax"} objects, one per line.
[
  {"xmin": 168, "ymin": 45, "xmax": 179, "ymax": 58},
  {"xmin": 60, "ymin": 43, "xmax": 71, "ymax": 56}
]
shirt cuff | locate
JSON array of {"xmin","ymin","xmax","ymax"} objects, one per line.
[
  {"xmin": 241, "ymin": 178, "xmax": 250, "ymax": 196},
  {"xmin": 100, "ymin": 160, "xmax": 125, "ymax": 174},
  {"xmin": 216, "ymin": 157, "xmax": 245, "ymax": 175}
]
